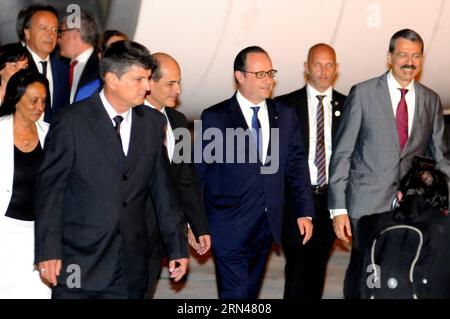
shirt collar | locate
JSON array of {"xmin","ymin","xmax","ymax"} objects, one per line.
[
  {"xmin": 27, "ymin": 45, "xmax": 50, "ymax": 64},
  {"xmin": 73, "ymin": 46, "xmax": 94, "ymax": 64},
  {"xmin": 99, "ymin": 89, "xmax": 132, "ymax": 124},
  {"xmin": 387, "ymin": 70, "xmax": 415, "ymax": 93},
  {"xmin": 306, "ymin": 83, "xmax": 333, "ymax": 102},
  {"xmin": 144, "ymin": 99, "xmax": 166, "ymax": 113},
  {"xmin": 236, "ymin": 90, "xmax": 267, "ymax": 111}
]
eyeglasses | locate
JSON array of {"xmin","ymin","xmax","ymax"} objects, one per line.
[{"xmin": 240, "ymin": 69, "xmax": 277, "ymax": 79}]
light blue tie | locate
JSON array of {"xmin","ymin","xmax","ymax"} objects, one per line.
[{"xmin": 251, "ymin": 106, "xmax": 261, "ymax": 156}]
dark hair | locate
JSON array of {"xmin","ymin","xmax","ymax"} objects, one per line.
[
  {"xmin": 63, "ymin": 11, "xmax": 99, "ymax": 47},
  {"xmin": 389, "ymin": 29, "xmax": 424, "ymax": 53},
  {"xmin": 233, "ymin": 46, "xmax": 268, "ymax": 72},
  {"xmin": 100, "ymin": 40, "xmax": 154, "ymax": 81},
  {"xmin": 0, "ymin": 43, "xmax": 30, "ymax": 71},
  {"xmin": 0, "ymin": 69, "xmax": 48, "ymax": 117},
  {"xmin": 19, "ymin": 5, "xmax": 59, "ymax": 39},
  {"xmin": 100, "ymin": 30, "xmax": 129, "ymax": 55}
]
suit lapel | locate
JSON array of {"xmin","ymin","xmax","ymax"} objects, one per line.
[
  {"xmin": 377, "ymin": 73, "xmax": 401, "ymax": 153},
  {"xmin": 125, "ymin": 106, "xmax": 146, "ymax": 169},
  {"xmin": 405, "ymin": 82, "xmax": 424, "ymax": 153},
  {"xmin": 87, "ymin": 94, "xmax": 125, "ymax": 168},
  {"xmin": 266, "ymin": 100, "xmax": 279, "ymax": 161},
  {"xmin": 331, "ymin": 90, "xmax": 344, "ymax": 142},
  {"xmin": 296, "ymin": 88, "xmax": 310, "ymax": 153},
  {"xmin": 229, "ymin": 94, "xmax": 250, "ymax": 130},
  {"xmin": 76, "ymin": 51, "xmax": 100, "ymax": 96}
]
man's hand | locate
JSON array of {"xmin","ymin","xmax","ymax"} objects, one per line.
[
  {"xmin": 169, "ymin": 258, "xmax": 189, "ymax": 282},
  {"xmin": 297, "ymin": 217, "xmax": 313, "ymax": 245},
  {"xmin": 333, "ymin": 215, "xmax": 352, "ymax": 244},
  {"xmin": 37, "ymin": 259, "xmax": 62, "ymax": 286},
  {"xmin": 187, "ymin": 228, "xmax": 211, "ymax": 255}
]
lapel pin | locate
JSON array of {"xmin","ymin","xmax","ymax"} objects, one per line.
[{"xmin": 335, "ymin": 110, "xmax": 341, "ymax": 117}]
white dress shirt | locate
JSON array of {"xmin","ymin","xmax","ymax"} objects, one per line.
[
  {"xmin": 70, "ymin": 47, "xmax": 95, "ymax": 104},
  {"xmin": 236, "ymin": 90, "xmax": 269, "ymax": 163},
  {"xmin": 99, "ymin": 90, "xmax": 132, "ymax": 155},
  {"xmin": 144, "ymin": 100, "xmax": 175, "ymax": 162},
  {"xmin": 387, "ymin": 70, "xmax": 415, "ymax": 135},
  {"xmin": 330, "ymin": 72, "xmax": 416, "ymax": 219},
  {"xmin": 27, "ymin": 47, "xmax": 53, "ymax": 107},
  {"xmin": 307, "ymin": 84, "xmax": 333, "ymax": 185}
]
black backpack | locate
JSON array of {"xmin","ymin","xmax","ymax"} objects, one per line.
[{"xmin": 361, "ymin": 157, "xmax": 450, "ymax": 299}]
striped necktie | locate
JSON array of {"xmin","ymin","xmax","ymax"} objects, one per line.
[{"xmin": 315, "ymin": 95, "xmax": 326, "ymax": 187}]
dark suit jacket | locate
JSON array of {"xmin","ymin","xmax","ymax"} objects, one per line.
[
  {"xmin": 145, "ymin": 107, "xmax": 209, "ymax": 257},
  {"xmin": 73, "ymin": 50, "xmax": 101, "ymax": 103},
  {"xmin": 165, "ymin": 107, "xmax": 209, "ymax": 237},
  {"xmin": 275, "ymin": 86, "xmax": 346, "ymax": 153},
  {"xmin": 195, "ymin": 94, "xmax": 314, "ymax": 246},
  {"xmin": 34, "ymin": 93, "xmax": 188, "ymax": 292},
  {"xmin": 275, "ymin": 86, "xmax": 346, "ymax": 241},
  {"xmin": 27, "ymin": 52, "xmax": 69, "ymax": 123}
]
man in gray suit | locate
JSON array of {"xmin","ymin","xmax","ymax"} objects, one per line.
[{"xmin": 328, "ymin": 29, "xmax": 450, "ymax": 298}]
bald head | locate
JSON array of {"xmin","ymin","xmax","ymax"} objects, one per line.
[
  {"xmin": 307, "ymin": 43, "xmax": 336, "ymax": 63},
  {"xmin": 305, "ymin": 43, "xmax": 338, "ymax": 92},
  {"xmin": 147, "ymin": 52, "xmax": 181, "ymax": 110}
]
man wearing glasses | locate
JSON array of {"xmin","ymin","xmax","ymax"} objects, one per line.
[
  {"xmin": 195, "ymin": 46, "xmax": 314, "ymax": 299},
  {"xmin": 329, "ymin": 29, "xmax": 450, "ymax": 298},
  {"xmin": 58, "ymin": 11, "xmax": 101, "ymax": 104},
  {"xmin": 18, "ymin": 4, "xmax": 68, "ymax": 123}
]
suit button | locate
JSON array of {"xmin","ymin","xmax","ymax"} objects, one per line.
[
  {"xmin": 123, "ymin": 202, "xmax": 128, "ymax": 208},
  {"xmin": 123, "ymin": 175, "xmax": 128, "ymax": 181}
]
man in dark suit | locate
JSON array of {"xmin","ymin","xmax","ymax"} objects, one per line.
[
  {"xmin": 20, "ymin": 4, "xmax": 68, "ymax": 123},
  {"xmin": 195, "ymin": 46, "xmax": 314, "ymax": 299},
  {"xmin": 34, "ymin": 41, "xmax": 189, "ymax": 299},
  {"xmin": 329, "ymin": 29, "xmax": 450, "ymax": 298},
  {"xmin": 275, "ymin": 43, "xmax": 346, "ymax": 299},
  {"xmin": 144, "ymin": 52, "xmax": 210, "ymax": 297},
  {"xmin": 58, "ymin": 10, "xmax": 101, "ymax": 104}
]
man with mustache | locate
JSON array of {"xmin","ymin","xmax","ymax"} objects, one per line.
[{"xmin": 328, "ymin": 28, "xmax": 450, "ymax": 298}]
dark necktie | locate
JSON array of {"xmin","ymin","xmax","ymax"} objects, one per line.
[
  {"xmin": 113, "ymin": 115, "xmax": 124, "ymax": 146},
  {"xmin": 396, "ymin": 88, "xmax": 409, "ymax": 151},
  {"xmin": 69, "ymin": 60, "xmax": 78, "ymax": 90},
  {"xmin": 39, "ymin": 61, "xmax": 47, "ymax": 78},
  {"xmin": 315, "ymin": 95, "xmax": 326, "ymax": 187},
  {"xmin": 251, "ymin": 106, "xmax": 261, "ymax": 157}
]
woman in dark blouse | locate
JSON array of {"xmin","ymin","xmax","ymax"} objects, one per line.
[{"xmin": 0, "ymin": 69, "xmax": 50, "ymax": 298}]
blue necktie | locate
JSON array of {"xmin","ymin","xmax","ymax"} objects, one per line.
[{"xmin": 251, "ymin": 106, "xmax": 261, "ymax": 157}]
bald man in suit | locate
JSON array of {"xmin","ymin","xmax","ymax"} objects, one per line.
[{"xmin": 275, "ymin": 43, "xmax": 346, "ymax": 299}]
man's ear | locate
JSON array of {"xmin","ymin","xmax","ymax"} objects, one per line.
[
  {"xmin": 24, "ymin": 28, "xmax": 31, "ymax": 42},
  {"xmin": 235, "ymin": 70, "xmax": 246, "ymax": 84},
  {"xmin": 104, "ymin": 72, "xmax": 118, "ymax": 90},
  {"xmin": 387, "ymin": 51, "xmax": 393, "ymax": 66}
]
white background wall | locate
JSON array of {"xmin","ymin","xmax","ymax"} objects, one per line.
[{"xmin": 134, "ymin": 0, "xmax": 450, "ymax": 120}]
